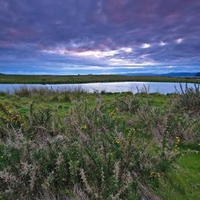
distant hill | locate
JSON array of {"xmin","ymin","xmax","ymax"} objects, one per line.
[
  {"xmin": 162, "ymin": 72, "xmax": 197, "ymax": 77},
  {"xmin": 123, "ymin": 72, "xmax": 197, "ymax": 77}
]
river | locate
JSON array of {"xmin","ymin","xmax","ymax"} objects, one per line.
[{"xmin": 0, "ymin": 82, "xmax": 197, "ymax": 94}]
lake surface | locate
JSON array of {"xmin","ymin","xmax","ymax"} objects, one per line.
[{"xmin": 0, "ymin": 82, "xmax": 197, "ymax": 94}]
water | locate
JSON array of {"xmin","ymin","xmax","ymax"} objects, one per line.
[{"xmin": 0, "ymin": 82, "xmax": 197, "ymax": 94}]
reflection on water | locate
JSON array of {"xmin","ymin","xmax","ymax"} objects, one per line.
[{"xmin": 0, "ymin": 82, "xmax": 197, "ymax": 94}]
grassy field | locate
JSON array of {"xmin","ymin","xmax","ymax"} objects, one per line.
[
  {"xmin": 0, "ymin": 74, "xmax": 200, "ymax": 84},
  {"xmin": 0, "ymin": 86, "xmax": 199, "ymax": 199}
]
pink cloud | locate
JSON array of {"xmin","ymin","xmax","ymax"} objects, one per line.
[{"xmin": 7, "ymin": 28, "xmax": 38, "ymax": 39}]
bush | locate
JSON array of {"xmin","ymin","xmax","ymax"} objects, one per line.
[
  {"xmin": 176, "ymin": 83, "xmax": 200, "ymax": 112},
  {"xmin": 114, "ymin": 96, "xmax": 140, "ymax": 113},
  {"xmin": 0, "ymin": 93, "xmax": 199, "ymax": 199}
]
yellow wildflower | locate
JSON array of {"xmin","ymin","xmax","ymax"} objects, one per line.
[
  {"xmin": 80, "ymin": 124, "xmax": 87, "ymax": 130},
  {"xmin": 115, "ymin": 139, "xmax": 120, "ymax": 145}
]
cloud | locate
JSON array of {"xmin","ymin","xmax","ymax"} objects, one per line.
[
  {"xmin": 0, "ymin": 0, "xmax": 200, "ymax": 74},
  {"xmin": 176, "ymin": 38, "xmax": 184, "ymax": 44},
  {"xmin": 141, "ymin": 43, "xmax": 151, "ymax": 49},
  {"xmin": 159, "ymin": 41, "xmax": 167, "ymax": 46}
]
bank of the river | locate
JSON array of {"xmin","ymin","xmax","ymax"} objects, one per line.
[{"xmin": 0, "ymin": 74, "xmax": 200, "ymax": 84}]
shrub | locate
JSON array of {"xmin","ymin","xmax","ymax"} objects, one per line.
[
  {"xmin": 0, "ymin": 94, "xmax": 198, "ymax": 199},
  {"xmin": 114, "ymin": 96, "xmax": 140, "ymax": 113},
  {"xmin": 175, "ymin": 83, "xmax": 200, "ymax": 112}
]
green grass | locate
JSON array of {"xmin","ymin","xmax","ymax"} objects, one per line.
[
  {"xmin": 0, "ymin": 88, "xmax": 199, "ymax": 199},
  {"xmin": 156, "ymin": 153, "xmax": 200, "ymax": 200},
  {"xmin": 0, "ymin": 74, "xmax": 200, "ymax": 84}
]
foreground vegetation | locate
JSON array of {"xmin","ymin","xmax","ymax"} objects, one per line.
[
  {"xmin": 0, "ymin": 74, "xmax": 200, "ymax": 84},
  {"xmin": 0, "ymin": 85, "xmax": 200, "ymax": 199}
]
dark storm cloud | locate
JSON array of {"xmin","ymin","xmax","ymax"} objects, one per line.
[{"xmin": 0, "ymin": 0, "xmax": 200, "ymax": 74}]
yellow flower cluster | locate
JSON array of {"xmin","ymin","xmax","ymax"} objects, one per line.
[
  {"xmin": 3, "ymin": 114, "xmax": 21, "ymax": 124},
  {"xmin": 80, "ymin": 124, "xmax": 87, "ymax": 130},
  {"xmin": 0, "ymin": 104, "xmax": 22, "ymax": 124},
  {"xmin": 149, "ymin": 171, "xmax": 162, "ymax": 178},
  {"xmin": 174, "ymin": 136, "xmax": 180, "ymax": 152},
  {"xmin": 115, "ymin": 139, "xmax": 120, "ymax": 145}
]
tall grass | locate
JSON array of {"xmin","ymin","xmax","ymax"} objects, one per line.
[
  {"xmin": 175, "ymin": 83, "xmax": 200, "ymax": 113},
  {"xmin": 0, "ymin": 90, "xmax": 199, "ymax": 199},
  {"xmin": 13, "ymin": 85, "xmax": 87, "ymax": 96}
]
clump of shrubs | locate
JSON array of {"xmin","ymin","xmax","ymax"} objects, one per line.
[{"xmin": 0, "ymin": 91, "xmax": 199, "ymax": 199}]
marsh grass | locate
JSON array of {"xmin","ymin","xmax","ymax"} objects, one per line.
[
  {"xmin": 175, "ymin": 83, "xmax": 200, "ymax": 113},
  {"xmin": 1, "ymin": 74, "xmax": 200, "ymax": 84},
  {"xmin": 0, "ymin": 88, "xmax": 199, "ymax": 199},
  {"xmin": 13, "ymin": 85, "xmax": 87, "ymax": 96}
]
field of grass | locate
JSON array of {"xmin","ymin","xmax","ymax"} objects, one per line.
[
  {"xmin": 0, "ymin": 86, "xmax": 199, "ymax": 199},
  {"xmin": 0, "ymin": 74, "xmax": 200, "ymax": 84}
]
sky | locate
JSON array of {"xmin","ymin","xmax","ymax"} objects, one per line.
[{"xmin": 0, "ymin": 0, "xmax": 200, "ymax": 75}]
